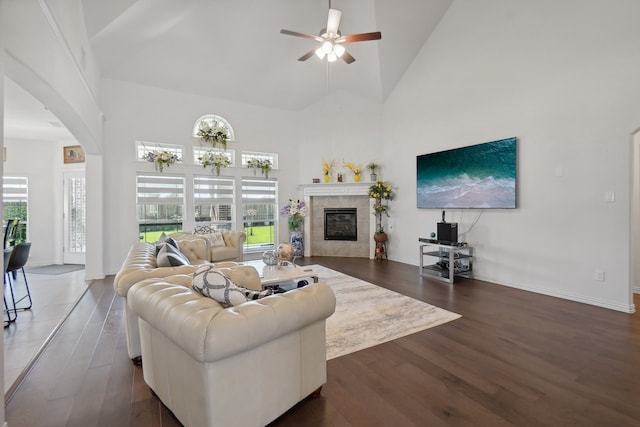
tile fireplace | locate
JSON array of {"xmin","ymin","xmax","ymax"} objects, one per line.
[{"xmin": 300, "ymin": 183, "xmax": 375, "ymax": 258}]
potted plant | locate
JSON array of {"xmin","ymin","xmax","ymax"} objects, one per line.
[
  {"xmin": 366, "ymin": 162, "xmax": 379, "ymax": 181},
  {"xmin": 368, "ymin": 179, "xmax": 394, "ymax": 235}
]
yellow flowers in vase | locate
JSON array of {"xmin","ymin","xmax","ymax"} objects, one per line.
[
  {"xmin": 322, "ymin": 159, "xmax": 334, "ymax": 182},
  {"xmin": 344, "ymin": 162, "xmax": 362, "ymax": 182}
]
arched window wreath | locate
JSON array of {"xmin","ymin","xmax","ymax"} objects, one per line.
[{"xmin": 193, "ymin": 114, "xmax": 235, "ymax": 150}]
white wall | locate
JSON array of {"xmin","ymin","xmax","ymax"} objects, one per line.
[
  {"xmin": 2, "ymin": 0, "xmax": 104, "ymax": 279},
  {"xmin": 99, "ymin": 79, "xmax": 385, "ymax": 274},
  {"xmin": 3, "ymin": 0, "xmax": 102, "ymax": 152},
  {"xmin": 298, "ymin": 90, "xmax": 384, "ymax": 184},
  {"xmin": 383, "ymin": 0, "xmax": 640, "ymax": 312},
  {"xmin": 0, "ymin": 18, "xmax": 6, "ymax": 424},
  {"xmin": 2, "ymin": 139, "xmax": 86, "ymax": 267},
  {"xmin": 100, "ymin": 79, "xmax": 301, "ymax": 273}
]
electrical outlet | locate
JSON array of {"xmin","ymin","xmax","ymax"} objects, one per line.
[{"xmin": 594, "ymin": 270, "xmax": 605, "ymax": 282}]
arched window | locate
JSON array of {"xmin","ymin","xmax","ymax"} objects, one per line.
[{"xmin": 192, "ymin": 114, "xmax": 235, "ymax": 142}]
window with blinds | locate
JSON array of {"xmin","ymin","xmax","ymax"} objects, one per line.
[
  {"xmin": 241, "ymin": 177, "xmax": 277, "ymax": 252},
  {"xmin": 193, "ymin": 175, "xmax": 235, "ymax": 231},
  {"xmin": 136, "ymin": 173, "xmax": 185, "ymax": 242},
  {"xmin": 3, "ymin": 176, "xmax": 28, "ymax": 242}
]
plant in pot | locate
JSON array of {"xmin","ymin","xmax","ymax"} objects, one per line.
[
  {"xmin": 368, "ymin": 179, "xmax": 394, "ymax": 239},
  {"xmin": 366, "ymin": 162, "xmax": 379, "ymax": 181}
]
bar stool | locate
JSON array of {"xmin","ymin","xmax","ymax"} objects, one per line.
[
  {"xmin": 6, "ymin": 242, "xmax": 32, "ymax": 311},
  {"xmin": 4, "ymin": 248, "xmax": 17, "ymax": 326}
]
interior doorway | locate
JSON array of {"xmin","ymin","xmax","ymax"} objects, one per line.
[{"xmin": 63, "ymin": 172, "xmax": 86, "ymax": 265}]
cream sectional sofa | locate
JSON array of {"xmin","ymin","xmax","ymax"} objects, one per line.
[
  {"xmin": 167, "ymin": 230, "xmax": 245, "ymax": 263},
  {"xmin": 127, "ymin": 276, "xmax": 336, "ymax": 427},
  {"xmin": 114, "ymin": 231, "xmax": 251, "ymax": 361}
]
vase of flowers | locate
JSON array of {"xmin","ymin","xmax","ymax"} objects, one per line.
[
  {"xmin": 143, "ymin": 150, "xmax": 180, "ymax": 172},
  {"xmin": 280, "ymin": 199, "xmax": 307, "ymax": 257},
  {"xmin": 197, "ymin": 121, "xmax": 230, "ymax": 150},
  {"xmin": 344, "ymin": 162, "xmax": 362, "ymax": 182},
  {"xmin": 322, "ymin": 159, "xmax": 334, "ymax": 183},
  {"xmin": 199, "ymin": 151, "xmax": 231, "ymax": 175}
]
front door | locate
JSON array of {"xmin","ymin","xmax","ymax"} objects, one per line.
[{"xmin": 63, "ymin": 172, "xmax": 86, "ymax": 265}]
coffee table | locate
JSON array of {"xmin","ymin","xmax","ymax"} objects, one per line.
[{"xmin": 243, "ymin": 260, "xmax": 318, "ymax": 290}]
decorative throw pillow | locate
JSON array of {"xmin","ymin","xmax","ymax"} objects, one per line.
[
  {"xmin": 192, "ymin": 264, "xmax": 273, "ymax": 307},
  {"xmin": 155, "ymin": 234, "xmax": 180, "ymax": 255},
  {"xmin": 156, "ymin": 243, "xmax": 190, "ymax": 267},
  {"xmin": 193, "ymin": 225, "xmax": 215, "ymax": 235},
  {"xmin": 209, "ymin": 231, "xmax": 226, "ymax": 247}
]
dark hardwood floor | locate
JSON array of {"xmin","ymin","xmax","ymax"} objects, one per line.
[{"xmin": 5, "ymin": 257, "xmax": 639, "ymax": 426}]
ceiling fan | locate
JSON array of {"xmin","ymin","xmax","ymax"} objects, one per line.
[{"xmin": 280, "ymin": 2, "xmax": 381, "ymax": 64}]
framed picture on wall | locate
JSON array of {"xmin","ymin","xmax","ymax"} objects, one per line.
[{"xmin": 63, "ymin": 145, "xmax": 85, "ymax": 163}]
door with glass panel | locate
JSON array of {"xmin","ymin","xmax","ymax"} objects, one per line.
[{"xmin": 63, "ymin": 172, "xmax": 86, "ymax": 265}]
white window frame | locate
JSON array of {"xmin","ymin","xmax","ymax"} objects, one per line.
[
  {"xmin": 2, "ymin": 176, "xmax": 29, "ymax": 241},
  {"xmin": 192, "ymin": 114, "xmax": 235, "ymax": 141},
  {"xmin": 241, "ymin": 177, "xmax": 278, "ymax": 252},
  {"xmin": 135, "ymin": 141, "xmax": 184, "ymax": 164},
  {"xmin": 192, "ymin": 147, "xmax": 236, "ymax": 167},
  {"xmin": 193, "ymin": 175, "xmax": 236, "ymax": 230},
  {"xmin": 136, "ymin": 173, "xmax": 186, "ymax": 240},
  {"xmin": 241, "ymin": 151, "xmax": 279, "ymax": 170}
]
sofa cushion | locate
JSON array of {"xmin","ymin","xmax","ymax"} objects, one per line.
[
  {"xmin": 157, "ymin": 243, "xmax": 190, "ymax": 267},
  {"xmin": 192, "ymin": 264, "xmax": 272, "ymax": 307},
  {"xmin": 209, "ymin": 232, "xmax": 226, "ymax": 247}
]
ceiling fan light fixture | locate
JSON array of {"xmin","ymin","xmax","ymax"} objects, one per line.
[
  {"xmin": 321, "ymin": 41, "xmax": 333, "ymax": 54},
  {"xmin": 315, "ymin": 47, "xmax": 326, "ymax": 59},
  {"xmin": 327, "ymin": 51, "xmax": 338, "ymax": 62},
  {"xmin": 333, "ymin": 44, "xmax": 345, "ymax": 57}
]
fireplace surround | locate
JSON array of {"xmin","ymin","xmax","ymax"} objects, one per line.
[{"xmin": 300, "ymin": 183, "xmax": 375, "ymax": 258}]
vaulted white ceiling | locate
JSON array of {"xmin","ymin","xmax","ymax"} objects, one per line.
[
  {"xmin": 4, "ymin": 0, "xmax": 453, "ymax": 142},
  {"xmin": 82, "ymin": 0, "xmax": 453, "ymax": 110}
]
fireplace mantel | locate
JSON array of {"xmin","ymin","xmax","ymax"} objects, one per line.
[
  {"xmin": 298, "ymin": 183, "xmax": 375, "ymax": 258},
  {"xmin": 299, "ymin": 183, "xmax": 370, "ymax": 197}
]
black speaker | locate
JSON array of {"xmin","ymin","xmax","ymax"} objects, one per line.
[{"xmin": 437, "ymin": 222, "xmax": 458, "ymax": 243}]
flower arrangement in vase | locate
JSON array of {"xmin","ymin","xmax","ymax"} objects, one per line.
[
  {"xmin": 143, "ymin": 150, "xmax": 180, "ymax": 172},
  {"xmin": 344, "ymin": 162, "xmax": 363, "ymax": 182},
  {"xmin": 322, "ymin": 159, "xmax": 334, "ymax": 183},
  {"xmin": 199, "ymin": 151, "xmax": 231, "ymax": 175},
  {"xmin": 280, "ymin": 199, "xmax": 307, "ymax": 231},
  {"xmin": 197, "ymin": 121, "xmax": 230, "ymax": 150}
]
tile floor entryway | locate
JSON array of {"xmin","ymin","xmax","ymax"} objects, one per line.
[{"xmin": 3, "ymin": 268, "xmax": 89, "ymax": 394}]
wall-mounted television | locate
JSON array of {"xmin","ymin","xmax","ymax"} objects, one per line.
[{"xmin": 417, "ymin": 137, "xmax": 517, "ymax": 209}]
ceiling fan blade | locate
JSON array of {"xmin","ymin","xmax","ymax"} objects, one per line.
[
  {"xmin": 280, "ymin": 29, "xmax": 324, "ymax": 42},
  {"xmin": 298, "ymin": 50, "xmax": 316, "ymax": 61},
  {"xmin": 341, "ymin": 50, "xmax": 356, "ymax": 64},
  {"xmin": 326, "ymin": 8, "xmax": 342, "ymax": 36},
  {"xmin": 336, "ymin": 31, "xmax": 382, "ymax": 43}
]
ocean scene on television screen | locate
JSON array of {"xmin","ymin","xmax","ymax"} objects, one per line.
[{"xmin": 417, "ymin": 137, "xmax": 517, "ymax": 209}]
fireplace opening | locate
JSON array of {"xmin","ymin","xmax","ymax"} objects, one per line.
[{"xmin": 324, "ymin": 208, "xmax": 357, "ymax": 241}]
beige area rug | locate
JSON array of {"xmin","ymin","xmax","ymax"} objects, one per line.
[{"xmin": 310, "ymin": 265, "xmax": 462, "ymax": 360}]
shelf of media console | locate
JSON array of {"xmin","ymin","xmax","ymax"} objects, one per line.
[{"xmin": 418, "ymin": 239, "xmax": 474, "ymax": 284}]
